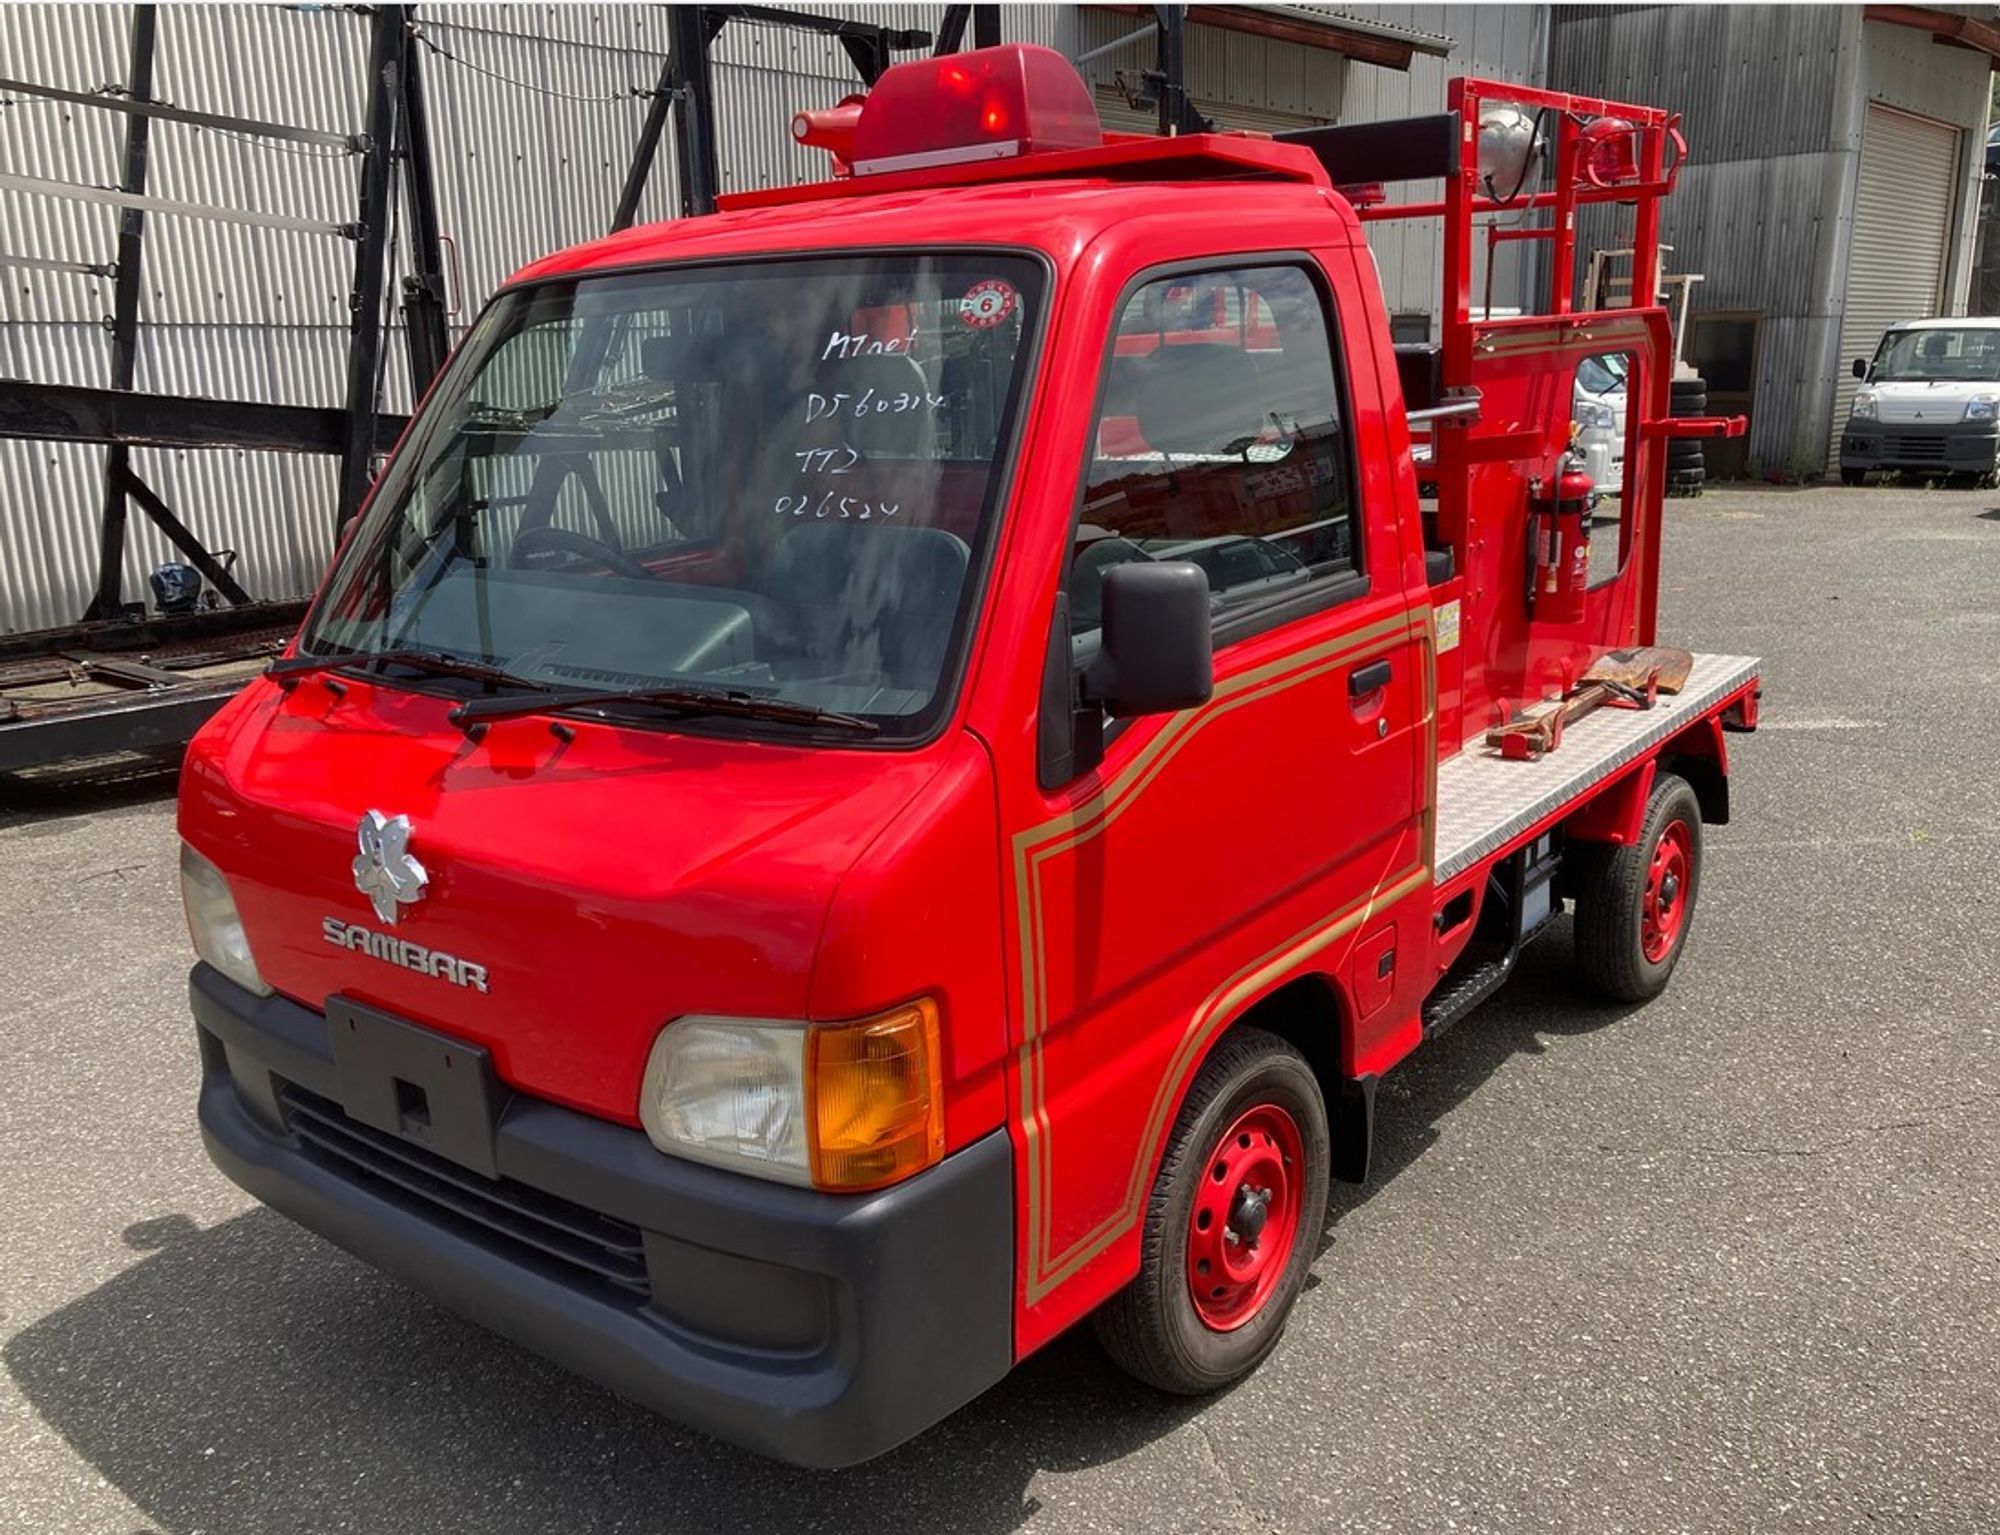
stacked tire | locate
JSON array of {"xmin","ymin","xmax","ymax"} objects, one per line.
[{"xmin": 1666, "ymin": 376, "xmax": 1706, "ymax": 497}]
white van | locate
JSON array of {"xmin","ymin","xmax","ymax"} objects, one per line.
[
  {"xmin": 1573, "ymin": 352, "xmax": 1629, "ymax": 498},
  {"xmin": 1841, "ymin": 317, "xmax": 2000, "ymax": 485}
]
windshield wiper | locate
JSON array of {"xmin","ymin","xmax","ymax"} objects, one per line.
[
  {"xmin": 448, "ymin": 682, "xmax": 879, "ymax": 735},
  {"xmin": 269, "ymin": 645, "xmax": 547, "ymax": 693}
]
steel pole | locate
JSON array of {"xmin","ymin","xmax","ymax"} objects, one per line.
[
  {"xmin": 668, "ymin": 5, "xmax": 721, "ymax": 217},
  {"xmin": 614, "ymin": 57, "xmax": 678, "ymax": 231},
  {"xmin": 84, "ymin": 2, "xmax": 158, "ymax": 622},
  {"xmin": 1155, "ymin": 4, "xmax": 1185, "ymax": 137},
  {"xmin": 336, "ymin": 5, "xmax": 405, "ymax": 533},
  {"xmin": 399, "ymin": 13, "xmax": 451, "ymax": 400}
]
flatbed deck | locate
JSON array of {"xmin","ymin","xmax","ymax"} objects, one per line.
[{"xmin": 1433, "ymin": 652, "xmax": 1761, "ymax": 883}]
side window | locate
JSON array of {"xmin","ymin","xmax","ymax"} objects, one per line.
[
  {"xmin": 1572, "ymin": 350, "xmax": 1635, "ymax": 590},
  {"xmin": 1070, "ymin": 265, "xmax": 1359, "ymax": 640}
]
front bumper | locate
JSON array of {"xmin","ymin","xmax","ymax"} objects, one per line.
[
  {"xmin": 191, "ymin": 965, "xmax": 1013, "ymax": 1467},
  {"xmin": 1840, "ymin": 419, "xmax": 1999, "ymax": 474}
]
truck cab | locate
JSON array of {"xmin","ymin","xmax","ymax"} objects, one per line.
[{"xmin": 181, "ymin": 45, "xmax": 1758, "ymax": 1467}]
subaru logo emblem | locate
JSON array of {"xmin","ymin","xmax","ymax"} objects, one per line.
[{"xmin": 353, "ymin": 809, "xmax": 427, "ymax": 925}]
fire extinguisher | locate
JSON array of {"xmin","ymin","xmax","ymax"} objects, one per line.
[{"xmin": 1528, "ymin": 451, "xmax": 1593, "ymax": 624}]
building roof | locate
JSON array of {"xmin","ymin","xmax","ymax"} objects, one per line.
[
  {"xmin": 1865, "ymin": 5, "xmax": 2000, "ymax": 65},
  {"xmin": 1120, "ymin": 4, "xmax": 1454, "ymax": 71},
  {"xmin": 1256, "ymin": 6, "xmax": 1457, "ymax": 57}
]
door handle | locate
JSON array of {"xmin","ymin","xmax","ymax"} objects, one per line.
[{"xmin": 1349, "ymin": 659, "xmax": 1392, "ymax": 698}]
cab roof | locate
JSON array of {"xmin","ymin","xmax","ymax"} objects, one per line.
[
  {"xmin": 509, "ymin": 159, "xmax": 1344, "ymax": 289},
  {"xmin": 1889, "ymin": 317, "xmax": 2000, "ymax": 332}
]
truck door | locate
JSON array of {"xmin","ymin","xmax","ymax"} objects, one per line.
[{"xmin": 1010, "ymin": 258, "xmax": 1429, "ymax": 1333}]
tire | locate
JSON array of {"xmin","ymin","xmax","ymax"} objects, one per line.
[
  {"xmin": 1945, "ymin": 472, "xmax": 1986, "ymax": 491},
  {"xmin": 1669, "ymin": 376, "xmax": 1707, "ymax": 403},
  {"xmin": 1093, "ymin": 1027, "xmax": 1330, "ymax": 1395},
  {"xmin": 1840, "ymin": 468, "xmax": 1867, "ymax": 487},
  {"xmin": 1572, "ymin": 772, "xmax": 1703, "ymax": 1003},
  {"xmin": 1667, "ymin": 447, "xmax": 1705, "ymax": 472}
]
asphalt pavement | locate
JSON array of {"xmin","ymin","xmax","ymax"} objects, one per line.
[{"xmin": 3, "ymin": 482, "xmax": 1997, "ymax": 1534}]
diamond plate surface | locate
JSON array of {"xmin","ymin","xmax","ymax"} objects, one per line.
[{"xmin": 1434, "ymin": 652, "xmax": 1761, "ymax": 882}]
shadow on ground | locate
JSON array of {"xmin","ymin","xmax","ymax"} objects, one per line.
[
  {"xmin": 7, "ymin": 924, "xmax": 1634, "ymax": 1534},
  {"xmin": 1318, "ymin": 922, "xmax": 1641, "ymax": 1258}
]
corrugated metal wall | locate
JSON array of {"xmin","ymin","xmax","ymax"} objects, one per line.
[
  {"xmin": 1550, "ymin": 4, "xmax": 1995, "ymax": 478},
  {"xmin": 1336, "ymin": 4, "xmax": 1547, "ymax": 325},
  {"xmin": 1, "ymin": 3, "xmax": 1539, "ymax": 636},
  {"xmin": 2, "ymin": 4, "xmax": 373, "ymax": 634},
  {"xmin": 1549, "ymin": 4, "xmax": 1849, "ymax": 478},
  {"xmin": 1859, "ymin": 13, "xmax": 1990, "ymax": 316},
  {"xmin": 1, "ymin": 3, "xmax": 710, "ymax": 635},
  {"xmin": 1073, "ymin": 6, "xmax": 1341, "ymax": 133}
]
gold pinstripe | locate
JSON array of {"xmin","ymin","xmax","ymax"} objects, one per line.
[{"xmin": 1012, "ymin": 607, "xmax": 1438, "ymax": 1301}]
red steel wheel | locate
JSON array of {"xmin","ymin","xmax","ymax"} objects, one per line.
[
  {"xmin": 1641, "ymin": 819, "xmax": 1693, "ymax": 963},
  {"xmin": 1093, "ymin": 1027, "xmax": 1330, "ymax": 1395},
  {"xmin": 1184, "ymin": 1104, "xmax": 1305, "ymax": 1331},
  {"xmin": 1573, "ymin": 771, "xmax": 1704, "ymax": 1003}
]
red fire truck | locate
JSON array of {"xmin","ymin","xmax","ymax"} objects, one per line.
[{"xmin": 179, "ymin": 45, "xmax": 1758, "ymax": 1466}]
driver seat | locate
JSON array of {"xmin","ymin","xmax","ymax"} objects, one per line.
[{"xmin": 764, "ymin": 523, "xmax": 969, "ymax": 687}]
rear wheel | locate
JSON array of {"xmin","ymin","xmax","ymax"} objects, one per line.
[
  {"xmin": 1572, "ymin": 773, "xmax": 1703, "ymax": 1002},
  {"xmin": 1093, "ymin": 1028, "xmax": 1330, "ymax": 1394}
]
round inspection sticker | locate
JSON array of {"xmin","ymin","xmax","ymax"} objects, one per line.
[{"xmin": 961, "ymin": 278, "xmax": 1017, "ymax": 329}]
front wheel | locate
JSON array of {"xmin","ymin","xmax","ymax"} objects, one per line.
[
  {"xmin": 1571, "ymin": 772, "xmax": 1704, "ymax": 1003},
  {"xmin": 1840, "ymin": 468, "xmax": 1867, "ymax": 487},
  {"xmin": 1093, "ymin": 1028, "xmax": 1330, "ymax": 1394}
]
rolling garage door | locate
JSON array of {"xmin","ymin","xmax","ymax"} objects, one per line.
[{"xmin": 1829, "ymin": 103, "xmax": 1961, "ymax": 465}]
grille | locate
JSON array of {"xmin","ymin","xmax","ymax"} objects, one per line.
[
  {"xmin": 1885, "ymin": 435, "xmax": 1947, "ymax": 460},
  {"xmin": 281, "ymin": 1084, "xmax": 650, "ymax": 1298}
]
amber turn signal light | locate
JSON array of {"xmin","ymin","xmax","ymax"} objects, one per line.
[{"xmin": 807, "ymin": 998, "xmax": 945, "ymax": 1192}]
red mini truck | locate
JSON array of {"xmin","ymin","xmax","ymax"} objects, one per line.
[{"xmin": 180, "ymin": 46, "xmax": 1758, "ymax": 1466}]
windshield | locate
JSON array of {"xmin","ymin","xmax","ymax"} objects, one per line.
[
  {"xmin": 1870, "ymin": 328, "xmax": 2000, "ymax": 384},
  {"xmin": 305, "ymin": 253, "xmax": 1043, "ymax": 738},
  {"xmin": 1576, "ymin": 353, "xmax": 1627, "ymax": 394}
]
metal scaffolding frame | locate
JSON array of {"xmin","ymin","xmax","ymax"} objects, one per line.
[{"xmin": 0, "ymin": 1, "xmax": 1205, "ymax": 773}]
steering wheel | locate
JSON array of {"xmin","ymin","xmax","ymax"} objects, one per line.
[{"xmin": 507, "ymin": 524, "xmax": 658, "ymax": 581}]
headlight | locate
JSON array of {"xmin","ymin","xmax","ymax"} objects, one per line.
[
  {"xmin": 179, "ymin": 843, "xmax": 271, "ymax": 997},
  {"xmin": 640, "ymin": 998, "xmax": 944, "ymax": 1192},
  {"xmin": 1574, "ymin": 399, "xmax": 1615, "ymax": 431},
  {"xmin": 1849, "ymin": 392, "xmax": 1878, "ymax": 421},
  {"xmin": 1965, "ymin": 395, "xmax": 1999, "ymax": 423}
]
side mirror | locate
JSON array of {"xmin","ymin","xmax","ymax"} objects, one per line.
[
  {"xmin": 1083, "ymin": 562, "xmax": 1214, "ymax": 718},
  {"xmin": 1851, "ymin": 357, "xmax": 1868, "ymax": 381}
]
